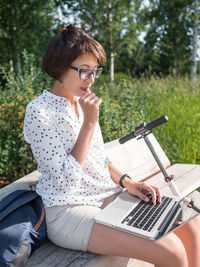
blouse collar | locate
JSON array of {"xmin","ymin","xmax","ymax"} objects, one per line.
[{"xmin": 43, "ymin": 89, "xmax": 69, "ymax": 106}]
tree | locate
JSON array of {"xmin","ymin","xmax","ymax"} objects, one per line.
[
  {"xmin": 0, "ymin": 0, "xmax": 57, "ymax": 73},
  {"xmin": 59, "ymin": 0, "xmax": 144, "ymax": 81},
  {"xmin": 191, "ymin": 0, "xmax": 200, "ymax": 85},
  {"xmin": 144, "ymin": 0, "xmax": 193, "ymax": 76}
]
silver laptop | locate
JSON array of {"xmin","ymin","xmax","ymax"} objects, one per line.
[{"xmin": 94, "ymin": 190, "xmax": 200, "ymax": 240}]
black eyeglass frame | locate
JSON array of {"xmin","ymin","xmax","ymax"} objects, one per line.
[{"xmin": 70, "ymin": 66, "xmax": 103, "ymax": 80}]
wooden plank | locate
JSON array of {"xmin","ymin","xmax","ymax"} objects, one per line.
[
  {"xmin": 127, "ymin": 259, "xmax": 154, "ymax": 267},
  {"xmin": 104, "ymin": 134, "xmax": 170, "ymax": 182},
  {"xmin": 1, "ymin": 133, "xmax": 200, "ymax": 267},
  {"xmin": 83, "ymin": 255, "xmax": 130, "ymax": 267},
  {"xmin": 27, "ymin": 240, "xmax": 130, "ymax": 267},
  {"xmin": 145, "ymin": 164, "xmax": 200, "ymax": 197},
  {"xmin": 27, "ymin": 240, "xmax": 96, "ymax": 267},
  {"xmin": 0, "ymin": 170, "xmax": 41, "ymax": 201}
]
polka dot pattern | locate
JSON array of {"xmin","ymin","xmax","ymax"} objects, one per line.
[{"xmin": 24, "ymin": 90, "xmax": 121, "ymax": 208}]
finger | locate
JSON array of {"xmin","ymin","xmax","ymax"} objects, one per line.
[
  {"xmin": 88, "ymin": 94, "xmax": 98, "ymax": 102},
  {"xmin": 81, "ymin": 87, "xmax": 91, "ymax": 98},
  {"xmin": 152, "ymin": 186, "xmax": 162, "ymax": 203},
  {"xmin": 86, "ymin": 87, "xmax": 91, "ymax": 93},
  {"xmin": 139, "ymin": 184, "xmax": 156, "ymax": 204},
  {"xmin": 80, "ymin": 93, "xmax": 96, "ymax": 104},
  {"xmin": 79, "ymin": 88, "xmax": 93, "ymax": 100},
  {"xmin": 145, "ymin": 188, "xmax": 157, "ymax": 205},
  {"xmin": 85, "ymin": 93, "xmax": 97, "ymax": 102},
  {"xmin": 94, "ymin": 98, "xmax": 102, "ymax": 106},
  {"xmin": 91, "ymin": 95, "xmax": 100, "ymax": 102},
  {"xmin": 135, "ymin": 191, "xmax": 150, "ymax": 202},
  {"xmin": 132, "ymin": 184, "xmax": 150, "ymax": 202},
  {"xmin": 89, "ymin": 97, "xmax": 98, "ymax": 104},
  {"xmin": 79, "ymin": 91, "xmax": 91, "ymax": 101}
]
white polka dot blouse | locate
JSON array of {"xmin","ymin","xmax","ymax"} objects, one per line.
[{"xmin": 23, "ymin": 90, "xmax": 121, "ymax": 208}]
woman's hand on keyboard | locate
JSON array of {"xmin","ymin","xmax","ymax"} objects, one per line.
[{"xmin": 123, "ymin": 179, "xmax": 162, "ymax": 205}]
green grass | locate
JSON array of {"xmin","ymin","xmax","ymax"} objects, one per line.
[
  {"xmin": 140, "ymin": 75, "xmax": 200, "ymax": 165},
  {"xmin": 0, "ymin": 62, "xmax": 200, "ymax": 183},
  {"xmin": 95, "ymin": 74, "xmax": 200, "ymax": 165}
]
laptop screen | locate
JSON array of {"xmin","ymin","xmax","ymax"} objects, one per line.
[{"xmin": 160, "ymin": 190, "xmax": 200, "ymax": 239}]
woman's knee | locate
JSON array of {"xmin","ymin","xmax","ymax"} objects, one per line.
[{"xmin": 156, "ymin": 234, "xmax": 188, "ymax": 267}]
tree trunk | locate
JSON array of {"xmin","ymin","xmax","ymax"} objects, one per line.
[
  {"xmin": 110, "ymin": 52, "xmax": 114, "ymax": 82},
  {"xmin": 173, "ymin": 53, "xmax": 178, "ymax": 78},
  {"xmin": 16, "ymin": 56, "xmax": 22, "ymax": 75},
  {"xmin": 109, "ymin": 0, "xmax": 114, "ymax": 82},
  {"xmin": 191, "ymin": 0, "xmax": 198, "ymax": 85},
  {"xmin": 9, "ymin": 60, "xmax": 14, "ymax": 72}
]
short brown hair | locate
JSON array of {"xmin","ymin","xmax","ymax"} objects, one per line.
[{"xmin": 42, "ymin": 24, "xmax": 106, "ymax": 80}]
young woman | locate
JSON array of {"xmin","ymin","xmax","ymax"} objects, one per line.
[{"xmin": 24, "ymin": 24, "xmax": 200, "ymax": 267}]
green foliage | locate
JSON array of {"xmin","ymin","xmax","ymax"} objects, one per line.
[
  {"xmin": 0, "ymin": 0, "xmax": 57, "ymax": 71},
  {"xmin": 132, "ymin": 75, "xmax": 200, "ymax": 164},
  {"xmin": 93, "ymin": 76, "xmax": 146, "ymax": 142},
  {"xmin": 60, "ymin": 0, "xmax": 144, "ymax": 74},
  {"xmin": 0, "ymin": 53, "xmax": 200, "ymax": 185},
  {"xmin": 0, "ymin": 51, "xmax": 52, "ymax": 185},
  {"xmin": 0, "ymin": 0, "xmax": 199, "ymax": 80},
  {"xmin": 144, "ymin": 0, "xmax": 193, "ymax": 76},
  {"xmin": 95, "ymin": 73, "xmax": 200, "ymax": 166},
  {"xmin": 94, "ymin": 73, "xmax": 200, "ymax": 165}
]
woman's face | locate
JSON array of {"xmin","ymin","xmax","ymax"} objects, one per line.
[{"xmin": 59, "ymin": 53, "xmax": 99, "ymax": 97}]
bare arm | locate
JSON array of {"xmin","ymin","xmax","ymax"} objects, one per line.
[
  {"xmin": 108, "ymin": 162, "xmax": 161, "ymax": 204},
  {"xmin": 71, "ymin": 89, "xmax": 102, "ymax": 167},
  {"xmin": 71, "ymin": 122, "xmax": 95, "ymax": 167}
]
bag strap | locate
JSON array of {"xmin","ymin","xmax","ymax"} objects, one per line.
[{"xmin": 33, "ymin": 203, "xmax": 45, "ymax": 231}]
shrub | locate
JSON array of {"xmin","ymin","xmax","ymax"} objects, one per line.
[
  {"xmin": 1, "ymin": 55, "xmax": 200, "ymax": 186},
  {"xmin": 0, "ymin": 51, "xmax": 52, "ymax": 185},
  {"xmin": 93, "ymin": 77, "xmax": 146, "ymax": 142}
]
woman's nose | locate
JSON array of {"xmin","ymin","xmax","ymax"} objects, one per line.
[{"xmin": 87, "ymin": 73, "xmax": 95, "ymax": 84}]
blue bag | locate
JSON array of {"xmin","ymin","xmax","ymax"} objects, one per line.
[{"xmin": 0, "ymin": 189, "xmax": 46, "ymax": 267}]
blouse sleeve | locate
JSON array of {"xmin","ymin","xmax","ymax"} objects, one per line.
[
  {"xmin": 23, "ymin": 102, "xmax": 84, "ymax": 190},
  {"xmin": 105, "ymin": 156, "xmax": 111, "ymax": 165}
]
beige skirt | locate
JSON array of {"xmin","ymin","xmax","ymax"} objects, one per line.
[{"xmin": 45, "ymin": 192, "xmax": 120, "ymax": 251}]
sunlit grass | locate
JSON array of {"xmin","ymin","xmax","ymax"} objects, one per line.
[
  {"xmin": 139, "ymin": 75, "xmax": 200, "ymax": 164},
  {"xmin": 1, "ymin": 66, "xmax": 200, "ymax": 184},
  {"xmin": 94, "ymin": 74, "xmax": 200, "ymax": 165}
]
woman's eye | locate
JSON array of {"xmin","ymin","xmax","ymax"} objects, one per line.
[{"xmin": 82, "ymin": 69, "xmax": 90, "ymax": 73}]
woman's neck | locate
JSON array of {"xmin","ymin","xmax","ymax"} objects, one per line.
[
  {"xmin": 50, "ymin": 82, "xmax": 79, "ymax": 119},
  {"xmin": 50, "ymin": 82, "xmax": 75, "ymax": 106}
]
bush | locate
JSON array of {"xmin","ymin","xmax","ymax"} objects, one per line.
[
  {"xmin": 0, "ymin": 51, "xmax": 52, "ymax": 185},
  {"xmin": 1, "ymin": 54, "xmax": 200, "ymax": 186},
  {"xmin": 93, "ymin": 77, "xmax": 146, "ymax": 142}
]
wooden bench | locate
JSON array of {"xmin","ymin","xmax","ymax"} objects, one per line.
[{"xmin": 1, "ymin": 133, "xmax": 200, "ymax": 267}]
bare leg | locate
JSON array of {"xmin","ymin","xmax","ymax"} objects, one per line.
[
  {"xmin": 87, "ymin": 222, "xmax": 188, "ymax": 267},
  {"xmin": 174, "ymin": 216, "xmax": 200, "ymax": 267}
]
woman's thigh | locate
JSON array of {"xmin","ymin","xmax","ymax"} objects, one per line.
[
  {"xmin": 174, "ymin": 216, "xmax": 200, "ymax": 267},
  {"xmin": 45, "ymin": 204, "xmax": 101, "ymax": 251},
  {"xmin": 44, "ymin": 192, "xmax": 121, "ymax": 252},
  {"xmin": 87, "ymin": 222, "xmax": 188, "ymax": 267}
]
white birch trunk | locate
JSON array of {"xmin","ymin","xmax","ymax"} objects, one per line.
[
  {"xmin": 109, "ymin": 0, "xmax": 114, "ymax": 82},
  {"xmin": 173, "ymin": 53, "xmax": 178, "ymax": 78},
  {"xmin": 191, "ymin": 0, "xmax": 198, "ymax": 85},
  {"xmin": 17, "ymin": 57, "xmax": 22, "ymax": 75},
  {"xmin": 110, "ymin": 52, "xmax": 114, "ymax": 82},
  {"xmin": 9, "ymin": 60, "xmax": 14, "ymax": 72}
]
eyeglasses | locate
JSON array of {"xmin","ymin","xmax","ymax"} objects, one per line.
[{"xmin": 70, "ymin": 66, "xmax": 103, "ymax": 80}]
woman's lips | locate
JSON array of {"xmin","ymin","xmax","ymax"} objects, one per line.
[{"xmin": 80, "ymin": 87, "xmax": 90, "ymax": 92}]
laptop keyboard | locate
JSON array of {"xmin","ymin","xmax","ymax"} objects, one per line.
[{"xmin": 121, "ymin": 196, "xmax": 173, "ymax": 232}]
